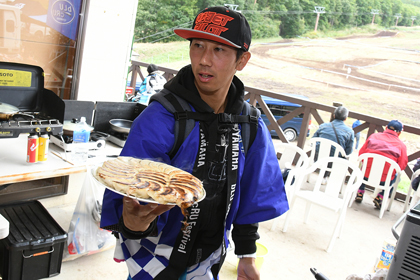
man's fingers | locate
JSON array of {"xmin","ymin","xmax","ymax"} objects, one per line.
[
  {"xmin": 122, "ymin": 199, "xmax": 176, "ymax": 232},
  {"xmin": 123, "ymin": 197, "xmax": 175, "ymax": 216},
  {"xmin": 152, "ymin": 205, "xmax": 175, "ymax": 216},
  {"xmin": 124, "ymin": 198, "xmax": 173, "ymax": 215}
]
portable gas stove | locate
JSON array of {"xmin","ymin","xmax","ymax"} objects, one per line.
[
  {"xmin": 106, "ymin": 131, "xmax": 128, "ymax": 148},
  {"xmin": 89, "ymin": 102, "xmax": 145, "ymax": 149},
  {"xmin": 0, "ymin": 115, "xmax": 63, "ymax": 138},
  {"xmin": 0, "ymin": 62, "xmax": 64, "ymax": 139}
]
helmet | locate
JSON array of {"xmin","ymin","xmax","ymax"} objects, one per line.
[{"xmin": 147, "ymin": 64, "xmax": 158, "ymax": 74}]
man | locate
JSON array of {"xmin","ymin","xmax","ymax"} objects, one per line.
[
  {"xmin": 100, "ymin": 6, "xmax": 288, "ymax": 280},
  {"xmin": 313, "ymin": 106, "xmax": 354, "ymax": 157},
  {"xmin": 355, "ymin": 120, "xmax": 408, "ymax": 209}
]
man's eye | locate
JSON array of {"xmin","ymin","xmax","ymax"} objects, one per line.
[{"xmin": 215, "ymin": 47, "xmax": 224, "ymax": 52}]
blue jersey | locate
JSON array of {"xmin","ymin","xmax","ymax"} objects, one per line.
[{"xmin": 101, "ymin": 67, "xmax": 288, "ymax": 280}]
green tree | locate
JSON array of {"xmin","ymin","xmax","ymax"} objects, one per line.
[
  {"xmin": 401, "ymin": 4, "xmax": 420, "ymax": 26},
  {"xmin": 380, "ymin": 0, "xmax": 394, "ymax": 26},
  {"xmin": 241, "ymin": 2, "xmax": 279, "ymax": 39},
  {"xmin": 339, "ymin": 0, "xmax": 357, "ymax": 27},
  {"xmin": 133, "ymin": 0, "xmax": 420, "ymax": 45},
  {"xmin": 299, "ymin": 0, "xmax": 320, "ymax": 32},
  {"xmin": 355, "ymin": 0, "xmax": 372, "ymax": 26},
  {"xmin": 328, "ymin": 0, "xmax": 343, "ymax": 28},
  {"xmin": 196, "ymin": 0, "xmax": 226, "ymax": 11},
  {"xmin": 258, "ymin": 0, "xmax": 287, "ymax": 35},
  {"xmin": 135, "ymin": 0, "xmax": 196, "ymax": 43},
  {"xmin": 309, "ymin": 0, "xmax": 331, "ymax": 32},
  {"xmin": 280, "ymin": 0, "xmax": 304, "ymax": 37},
  {"xmin": 266, "ymin": 0, "xmax": 287, "ymax": 21},
  {"xmin": 392, "ymin": 0, "xmax": 404, "ymax": 26}
]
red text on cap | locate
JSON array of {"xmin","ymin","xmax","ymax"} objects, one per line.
[{"xmin": 196, "ymin": 12, "xmax": 234, "ymax": 26}]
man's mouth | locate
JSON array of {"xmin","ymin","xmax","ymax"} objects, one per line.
[{"xmin": 198, "ymin": 73, "xmax": 214, "ymax": 82}]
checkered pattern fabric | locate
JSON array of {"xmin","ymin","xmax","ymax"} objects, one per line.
[
  {"xmin": 116, "ymin": 231, "xmax": 223, "ymax": 280},
  {"xmin": 116, "ymin": 232, "xmax": 170, "ymax": 280}
]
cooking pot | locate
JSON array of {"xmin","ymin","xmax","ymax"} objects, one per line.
[
  {"xmin": 63, "ymin": 118, "xmax": 94, "ymax": 136},
  {"xmin": 0, "ymin": 102, "xmax": 34, "ymax": 120},
  {"xmin": 109, "ymin": 119, "xmax": 132, "ymax": 134}
]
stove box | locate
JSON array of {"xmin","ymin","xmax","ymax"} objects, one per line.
[
  {"xmin": 0, "ymin": 62, "xmax": 65, "ymax": 138},
  {"xmin": 93, "ymin": 101, "xmax": 145, "ymax": 132},
  {"xmin": 0, "ymin": 62, "xmax": 65, "ymax": 121},
  {"xmin": 63, "ymin": 100, "xmax": 95, "ymax": 126},
  {"xmin": 0, "ymin": 200, "xmax": 67, "ymax": 280}
]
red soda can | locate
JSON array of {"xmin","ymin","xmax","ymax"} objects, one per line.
[
  {"xmin": 38, "ymin": 133, "xmax": 49, "ymax": 162},
  {"xmin": 27, "ymin": 134, "xmax": 39, "ymax": 163}
]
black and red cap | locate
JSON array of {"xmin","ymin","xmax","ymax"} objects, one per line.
[{"xmin": 174, "ymin": 6, "xmax": 252, "ymax": 52}]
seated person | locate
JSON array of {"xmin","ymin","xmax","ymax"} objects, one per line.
[
  {"xmin": 312, "ymin": 106, "xmax": 354, "ymax": 159},
  {"xmin": 130, "ymin": 64, "xmax": 166, "ymax": 104},
  {"xmin": 355, "ymin": 120, "xmax": 408, "ymax": 209}
]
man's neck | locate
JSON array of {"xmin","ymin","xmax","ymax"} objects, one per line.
[
  {"xmin": 199, "ymin": 92, "xmax": 228, "ymax": 113},
  {"xmin": 385, "ymin": 128, "xmax": 401, "ymax": 137},
  {"xmin": 195, "ymin": 78, "xmax": 230, "ymax": 113}
]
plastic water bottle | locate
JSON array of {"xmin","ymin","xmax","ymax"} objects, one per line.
[{"xmin": 72, "ymin": 117, "xmax": 90, "ymax": 163}]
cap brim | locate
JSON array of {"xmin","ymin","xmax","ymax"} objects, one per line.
[{"xmin": 174, "ymin": 28, "xmax": 241, "ymax": 49}]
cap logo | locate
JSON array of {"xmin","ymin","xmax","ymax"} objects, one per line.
[{"xmin": 194, "ymin": 11, "xmax": 234, "ymax": 36}]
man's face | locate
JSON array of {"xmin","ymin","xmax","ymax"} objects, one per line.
[{"xmin": 189, "ymin": 39, "xmax": 250, "ymax": 97}]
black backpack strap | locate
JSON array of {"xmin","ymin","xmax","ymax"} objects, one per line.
[
  {"xmin": 150, "ymin": 91, "xmax": 260, "ymax": 158},
  {"xmin": 238, "ymin": 102, "xmax": 260, "ymax": 155},
  {"xmin": 150, "ymin": 89, "xmax": 195, "ymax": 158}
]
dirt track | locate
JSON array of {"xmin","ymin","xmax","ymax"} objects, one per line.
[
  {"xmin": 243, "ymin": 31, "xmax": 420, "ymax": 119},
  {"xmin": 237, "ymin": 30, "xmax": 420, "ymax": 153}
]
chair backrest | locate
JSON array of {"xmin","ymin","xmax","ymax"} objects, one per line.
[
  {"xmin": 307, "ymin": 157, "xmax": 363, "ymax": 199},
  {"xmin": 403, "ymin": 168, "xmax": 420, "ymax": 213},
  {"xmin": 357, "ymin": 153, "xmax": 402, "ymax": 187},
  {"xmin": 307, "ymin": 137, "xmax": 347, "ymax": 165},
  {"xmin": 274, "ymin": 142, "xmax": 309, "ymax": 170}
]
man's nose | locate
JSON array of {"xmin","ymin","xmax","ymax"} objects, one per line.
[{"xmin": 199, "ymin": 48, "xmax": 212, "ymax": 66}]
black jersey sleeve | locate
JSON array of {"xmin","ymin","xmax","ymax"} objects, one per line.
[{"xmin": 232, "ymin": 223, "xmax": 260, "ymax": 255}]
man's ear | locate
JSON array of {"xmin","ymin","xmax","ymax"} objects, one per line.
[{"xmin": 236, "ymin": 52, "xmax": 251, "ymax": 71}]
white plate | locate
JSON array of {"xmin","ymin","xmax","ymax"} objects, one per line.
[{"xmin": 91, "ymin": 166, "xmax": 205, "ymax": 205}]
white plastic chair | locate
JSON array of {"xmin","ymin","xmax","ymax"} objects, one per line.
[
  {"xmin": 403, "ymin": 169, "xmax": 420, "ymax": 212},
  {"xmin": 274, "ymin": 142, "xmax": 309, "ymax": 171},
  {"xmin": 306, "ymin": 137, "xmax": 348, "ymax": 188},
  {"xmin": 282, "ymin": 157, "xmax": 363, "ymax": 253},
  {"xmin": 349, "ymin": 153, "xmax": 402, "ymax": 219},
  {"xmin": 271, "ymin": 142, "xmax": 309, "ymax": 231},
  {"xmin": 307, "ymin": 137, "xmax": 348, "ymax": 166}
]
